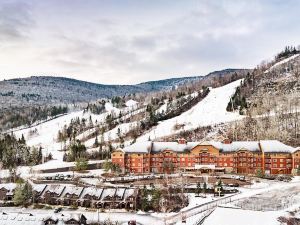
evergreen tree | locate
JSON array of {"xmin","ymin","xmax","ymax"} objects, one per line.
[
  {"xmin": 13, "ymin": 181, "xmax": 32, "ymax": 206},
  {"xmin": 94, "ymin": 135, "xmax": 99, "ymax": 147},
  {"xmin": 75, "ymin": 157, "xmax": 88, "ymax": 171},
  {"xmin": 20, "ymin": 134, "xmax": 26, "ymax": 144},
  {"xmin": 196, "ymin": 182, "xmax": 201, "ymax": 197},
  {"xmin": 202, "ymin": 182, "xmax": 207, "ymax": 195}
]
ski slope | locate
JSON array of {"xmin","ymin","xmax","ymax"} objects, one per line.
[
  {"xmin": 12, "ymin": 100, "xmax": 140, "ymax": 161},
  {"xmin": 265, "ymin": 54, "xmax": 300, "ymax": 73},
  {"xmin": 137, "ymin": 79, "xmax": 244, "ymax": 142},
  {"xmin": 13, "ymin": 111, "xmax": 107, "ymax": 161}
]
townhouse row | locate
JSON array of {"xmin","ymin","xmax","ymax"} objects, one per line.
[
  {"xmin": 0, "ymin": 212, "xmax": 88, "ymax": 225},
  {"xmin": 0, "ymin": 183, "xmax": 138, "ymax": 210},
  {"xmin": 112, "ymin": 139, "xmax": 300, "ymax": 175}
]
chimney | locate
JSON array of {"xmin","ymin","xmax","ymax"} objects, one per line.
[
  {"xmin": 222, "ymin": 138, "xmax": 232, "ymax": 144},
  {"xmin": 178, "ymin": 138, "xmax": 187, "ymax": 144}
]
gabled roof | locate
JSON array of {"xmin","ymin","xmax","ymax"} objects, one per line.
[
  {"xmin": 101, "ymin": 188, "xmax": 116, "ymax": 200},
  {"xmin": 0, "ymin": 183, "xmax": 17, "ymax": 195},
  {"xmin": 123, "ymin": 188, "xmax": 136, "ymax": 199},
  {"xmin": 62, "ymin": 186, "xmax": 84, "ymax": 197},
  {"xmin": 45, "ymin": 185, "xmax": 65, "ymax": 196},
  {"xmin": 80, "ymin": 187, "xmax": 103, "ymax": 199},
  {"xmin": 122, "ymin": 141, "xmax": 152, "ymax": 153},
  {"xmin": 115, "ymin": 188, "xmax": 126, "ymax": 199},
  {"xmin": 293, "ymin": 147, "xmax": 300, "ymax": 153},
  {"xmin": 210, "ymin": 141, "xmax": 261, "ymax": 152},
  {"xmin": 152, "ymin": 142, "xmax": 200, "ymax": 153},
  {"xmin": 33, "ymin": 184, "xmax": 47, "ymax": 194},
  {"xmin": 123, "ymin": 141, "xmax": 201, "ymax": 154}
]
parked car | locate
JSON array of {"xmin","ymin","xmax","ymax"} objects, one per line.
[
  {"xmin": 128, "ymin": 220, "xmax": 136, "ymax": 225},
  {"xmin": 54, "ymin": 207, "xmax": 62, "ymax": 213},
  {"xmin": 238, "ymin": 176, "xmax": 246, "ymax": 181},
  {"xmin": 227, "ymin": 183, "xmax": 239, "ymax": 187}
]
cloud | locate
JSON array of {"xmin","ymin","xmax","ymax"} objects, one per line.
[
  {"xmin": 0, "ymin": 1, "xmax": 33, "ymax": 42},
  {"xmin": 0, "ymin": 0, "xmax": 300, "ymax": 84}
]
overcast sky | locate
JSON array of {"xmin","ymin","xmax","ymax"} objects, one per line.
[{"xmin": 0, "ymin": 0, "xmax": 299, "ymax": 84}]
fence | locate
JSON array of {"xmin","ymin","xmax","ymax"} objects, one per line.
[
  {"xmin": 164, "ymin": 193, "xmax": 238, "ymax": 224},
  {"xmin": 193, "ymin": 208, "xmax": 215, "ymax": 225}
]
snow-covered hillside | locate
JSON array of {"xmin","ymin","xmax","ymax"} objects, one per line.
[
  {"xmin": 137, "ymin": 79, "xmax": 243, "ymax": 141},
  {"xmin": 12, "ymin": 80, "xmax": 244, "ymax": 161},
  {"xmin": 13, "ymin": 100, "xmax": 142, "ymax": 161},
  {"xmin": 264, "ymin": 54, "xmax": 300, "ymax": 73},
  {"xmin": 13, "ymin": 111, "xmax": 103, "ymax": 161}
]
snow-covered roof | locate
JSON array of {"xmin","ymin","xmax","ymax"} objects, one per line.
[
  {"xmin": 260, "ymin": 140, "xmax": 295, "ymax": 153},
  {"xmin": 122, "ymin": 140, "xmax": 295, "ymax": 154},
  {"xmin": 101, "ymin": 188, "xmax": 116, "ymax": 200},
  {"xmin": 210, "ymin": 141, "xmax": 261, "ymax": 152},
  {"xmin": 0, "ymin": 213, "xmax": 44, "ymax": 225},
  {"xmin": 123, "ymin": 141, "xmax": 152, "ymax": 153},
  {"xmin": 115, "ymin": 188, "xmax": 126, "ymax": 199},
  {"xmin": 123, "ymin": 141, "xmax": 201, "ymax": 154},
  {"xmin": 43, "ymin": 213, "xmax": 83, "ymax": 222},
  {"xmin": 0, "ymin": 183, "xmax": 17, "ymax": 195},
  {"xmin": 62, "ymin": 186, "xmax": 84, "ymax": 197},
  {"xmin": 123, "ymin": 188, "xmax": 136, "ymax": 199},
  {"xmin": 81, "ymin": 187, "xmax": 103, "ymax": 199},
  {"xmin": 33, "ymin": 184, "xmax": 47, "ymax": 194},
  {"xmin": 293, "ymin": 147, "xmax": 300, "ymax": 153},
  {"xmin": 45, "ymin": 185, "xmax": 65, "ymax": 196},
  {"xmin": 152, "ymin": 142, "xmax": 199, "ymax": 152}
]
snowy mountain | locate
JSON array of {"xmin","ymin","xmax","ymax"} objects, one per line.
[
  {"xmin": 10, "ymin": 50, "xmax": 300, "ymax": 163},
  {"xmin": 0, "ymin": 69, "xmax": 247, "ymax": 108},
  {"xmin": 225, "ymin": 52, "xmax": 300, "ymax": 146},
  {"xmin": 13, "ymin": 79, "xmax": 243, "ymax": 161}
]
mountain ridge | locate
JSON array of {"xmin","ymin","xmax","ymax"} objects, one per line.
[{"xmin": 0, "ymin": 68, "xmax": 248, "ymax": 108}]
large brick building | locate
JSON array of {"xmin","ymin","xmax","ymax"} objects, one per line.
[{"xmin": 112, "ymin": 139, "xmax": 299, "ymax": 175}]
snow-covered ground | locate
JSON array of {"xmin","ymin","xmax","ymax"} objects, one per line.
[
  {"xmin": 137, "ymin": 79, "xmax": 244, "ymax": 141},
  {"xmin": 202, "ymin": 206, "xmax": 281, "ymax": 225},
  {"xmin": 264, "ymin": 54, "xmax": 300, "ymax": 73},
  {"xmin": 0, "ymin": 208, "xmax": 164, "ymax": 225},
  {"xmin": 126, "ymin": 99, "xmax": 138, "ymax": 108},
  {"xmin": 200, "ymin": 177, "xmax": 300, "ymax": 225},
  {"xmin": 0, "ymin": 159, "xmax": 105, "ymax": 180}
]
